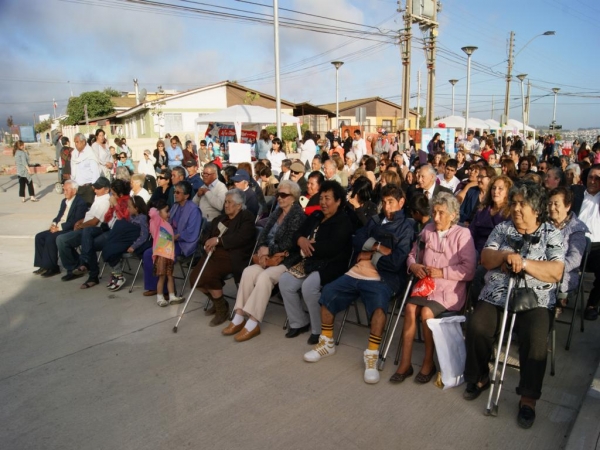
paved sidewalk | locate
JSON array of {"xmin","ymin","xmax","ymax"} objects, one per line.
[{"xmin": 1, "ymin": 173, "xmax": 599, "ymax": 450}]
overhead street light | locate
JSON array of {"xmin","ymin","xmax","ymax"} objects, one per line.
[
  {"xmin": 449, "ymin": 79, "xmax": 458, "ymax": 116},
  {"xmin": 461, "ymin": 46, "xmax": 477, "ymax": 134},
  {"xmin": 331, "ymin": 61, "xmax": 344, "ymax": 131},
  {"xmin": 552, "ymin": 87, "xmax": 560, "ymax": 126}
]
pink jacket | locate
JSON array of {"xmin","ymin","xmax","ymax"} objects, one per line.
[
  {"xmin": 407, "ymin": 222, "xmax": 477, "ymax": 311},
  {"xmin": 149, "ymin": 208, "xmax": 175, "ymax": 261}
]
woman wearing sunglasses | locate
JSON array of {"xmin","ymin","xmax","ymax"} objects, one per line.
[
  {"xmin": 221, "ymin": 180, "xmax": 306, "ymax": 342},
  {"xmin": 148, "ymin": 169, "xmax": 173, "ymax": 209}
]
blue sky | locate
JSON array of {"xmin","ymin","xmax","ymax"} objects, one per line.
[{"xmin": 1, "ymin": 0, "xmax": 598, "ymax": 130}]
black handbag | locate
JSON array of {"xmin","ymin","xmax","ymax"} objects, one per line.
[{"xmin": 508, "ymin": 277, "xmax": 539, "ymax": 313}]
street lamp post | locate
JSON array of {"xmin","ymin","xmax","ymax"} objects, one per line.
[
  {"xmin": 449, "ymin": 79, "xmax": 458, "ymax": 116},
  {"xmin": 552, "ymin": 87, "xmax": 560, "ymax": 126},
  {"xmin": 461, "ymin": 47, "xmax": 477, "ymax": 135},
  {"xmin": 516, "ymin": 73, "xmax": 527, "ymax": 138},
  {"xmin": 274, "ymin": 0, "xmax": 282, "ymax": 139},
  {"xmin": 331, "ymin": 61, "xmax": 344, "ymax": 131},
  {"xmin": 504, "ymin": 30, "xmax": 555, "ymax": 125}
]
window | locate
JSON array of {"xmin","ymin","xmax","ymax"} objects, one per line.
[
  {"xmin": 164, "ymin": 113, "xmax": 183, "ymax": 133},
  {"xmin": 382, "ymin": 120, "xmax": 392, "ymax": 131}
]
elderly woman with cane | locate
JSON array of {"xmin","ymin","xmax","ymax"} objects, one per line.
[
  {"xmin": 189, "ymin": 189, "xmax": 256, "ymax": 326},
  {"xmin": 463, "ymin": 182, "xmax": 564, "ymax": 429}
]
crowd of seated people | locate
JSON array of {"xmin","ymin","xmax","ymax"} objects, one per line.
[{"xmin": 38, "ymin": 128, "xmax": 600, "ymax": 429}]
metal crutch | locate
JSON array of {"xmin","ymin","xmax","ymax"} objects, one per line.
[
  {"xmin": 378, "ymin": 275, "xmax": 414, "ymax": 370},
  {"xmin": 173, "ymin": 223, "xmax": 228, "ymax": 333},
  {"xmin": 485, "ymin": 275, "xmax": 517, "ymax": 417}
]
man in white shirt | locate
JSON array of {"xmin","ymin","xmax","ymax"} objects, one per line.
[
  {"xmin": 56, "ymin": 177, "xmax": 111, "ymax": 281},
  {"xmin": 352, "ymin": 130, "xmax": 367, "ymax": 162},
  {"xmin": 437, "ymin": 158, "xmax": 460, "ymax": 192},
  {"xmin": 525, "ymin": 134, "xmax": 535, "ymax": 155},
  {"xmin": 71, "ymin": 132, "xmax": 101, "ymax": 206},
  {"xmin": 574, "ymin": 165, "xmax": 600, "ymax": 320},
  {"xmin": 462, "ymin": 131, "xmax": 480, "ymax": 159},
  {"xmin": 193, "ymin": 162, "xmax": 227, "ymax": 223}
]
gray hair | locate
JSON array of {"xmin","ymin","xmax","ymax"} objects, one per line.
[
  {"xmin": 278, "ymin": 179, "xmax": 301, "ymax": 201},
  {"xmin": 204, "ymin": 162, "xmax": 218, "ymax": 173},
  {"xmin": 566, "ymin": 163, "xmax": 581, "ymax": 177},
  {"xmin": 73, "ymin": 132, "xmax": 86, "ymax": 143},
  {"xmin": 226, "ymin": 188, "xmax": 246, "ymax": 208},
  {"xmin": 174, "ymin": 181, "xmax": 191, "ymax": 196},
  {"xmin": 420, "ymin": 164, "xmax": 437, "ymax": 178},
  {"xmin": 64, "ymin": 179, "xmax": 79, "ymax": 190},
  {"xmin": 172, "ymin": 166, "xmax": 186, "ymax": 179},
  {"xmin": 508, "ymin": 182, "xmax": 548, "ymax": 224},
  {"xmin": 430, "ymin": 192, "xmax": 460, "ymax": 226}
]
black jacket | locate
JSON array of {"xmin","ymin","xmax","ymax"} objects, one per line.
[
  {"xmin": 258, "ymin": 202, "xmax": 306, "ymax": 267},
  {"xmin": 211, "ymin": 209, "xmax": 256, "ymax": 283},
  {"xmin": 287, "ymin": 209, "xmax": 354, "ymax": 285},
  {"xmin": 54, "ymin": 195, "xmax": 88, "ymax": 232}
]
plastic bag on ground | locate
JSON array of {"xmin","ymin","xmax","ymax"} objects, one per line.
[{"xmin": 426, "ymin": 316, "xmax": 466, "ymax": 390}]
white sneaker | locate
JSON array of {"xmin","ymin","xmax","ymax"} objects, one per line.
[
  {"xmin": 110, "ymin": 276, "xmax": 126, "ymax": 291},
  {"xmin": 363, "ymin": 349, "xmax": 380, "ymax": 384},
  {"xmin": 157, "ymin": 296, "xmax": 169, "ymax": 307},
  {"xmin": 303, "ymin": 335, "xmax": 335, "ymax": 362}
]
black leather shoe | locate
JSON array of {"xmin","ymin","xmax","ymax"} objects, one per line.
[
  {"xmin": 41, "ymin": 268, "xmax": 60, "ymax": 278},
  {"xmin": 61, "ymin": 272, "xmax": 82, "ymax": 282},
  {"xmin": 307, "ymin": 333, "xmax": 320, "ymax": 345},
  {"xmin": 33, "ymin": 268, "xmax": 46, "ymax": 275},
  {"xmin": 285, "ymin": 324, "xmax": 310, "ymax": 338},
  {"xmin": 517, "ymin": 403, "xmax": 536, "ymax": 429}
]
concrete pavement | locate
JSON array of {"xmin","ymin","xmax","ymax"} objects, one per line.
[{"xmin": 1, "ymin": 173, "xmax": 600, "ymax": 450}]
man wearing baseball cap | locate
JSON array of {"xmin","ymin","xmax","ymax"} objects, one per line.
[
  {"xmin": 184, "ymin": 160, "xmax": 204, "ymax": 191},
  {"xmin": 231, "ymin": 169, "xmax": 259, "ymax": 217}
]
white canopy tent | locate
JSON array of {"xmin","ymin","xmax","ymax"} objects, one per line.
[
  {"xmin": 433, "ymin": 115, "xmax": 466, "ymax": 129},
  {"xmin": 194, "ymin": 104, "xmax": 301, "ymax": 142},
  {"xmin": 467, "ymin": 118, "xmax": 490, "ymax": 130},
  {"xmin": 484, "ymin": 119, "xmax": 501, "ymax": 129},
  {"xmin": 433, "ymin": 115, "xmax": 490, "ymax": 131},
  {"xmin": 502, "ymin": 119, "xmax": 536, "ymax": 133}
]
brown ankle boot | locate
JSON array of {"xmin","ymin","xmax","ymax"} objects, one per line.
[
  {"xmin": 209, "ymin": 297, "xmax": 229, "ymax": 327},
  {"xmin": 204, "ymin": 294, "xmax": 216, "ymax": 316}
]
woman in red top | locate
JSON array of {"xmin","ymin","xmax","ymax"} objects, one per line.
[{"xmin": 480, "ymin": 137, "xmax": 496, "ymax": 162}]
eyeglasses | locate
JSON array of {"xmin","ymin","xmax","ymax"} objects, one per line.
[
  {"xmin": 201, "ymin": 172, "xmax": 215, "ymax": 177},
  {"xmin": 276, "ymin": 192, "xmax": 293, "ymax": 199},
  {"xmin": 477, "ymin": 175, "xmax": 489, "ymax": 180},
  {"xmin": 157, "ymin": 176, "xmax": 165, "ymax": 180},
  {"xmin": 290, "ymin": 170, "xmax": 302, "ymax": 176},
  {"xmin": 174, "ymin": 190, "xmax": 184, "ymax": 195}
]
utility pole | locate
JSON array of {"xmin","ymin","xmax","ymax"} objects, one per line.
[
  {"xmin": 502, "ymin": 31, "xmax": 515, "ymax": 125},
  {"xmin": 425, "ymin": 7, "xmax": 438, "ymax": 128},
  {"xmin": 399, "ymin": 0, "xmax": 412, "ymax": 148},
  {"xmin": 416, "ymin": 70, "xmax": 421, "ymax": 130},
  {"xmin": 525, "ymin": 80, "xmax": 531, "ymax": 127},
  {"xmin": 273, "ymin": 0, "xmax": 282, "ymax": 139}
]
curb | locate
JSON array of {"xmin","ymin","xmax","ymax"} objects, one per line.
[{"xmin": 564, "ymin": 359, "xmax": 600, "ymax": 449}]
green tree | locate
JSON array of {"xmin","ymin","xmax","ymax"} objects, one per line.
[
  {"xmin": 103, "ymin": 87, "xmax": 122, "ymax": 97},
  {"xmin": 64, "ymin": 90, "xmax": 115, "ymax": 125},
  {"xmin": 35, "ymin": 118, "xmax": 52, "ymax": 134},
  {"xmin": 265, "ymin": 124, "xmax": 309, "ymax": 143}
]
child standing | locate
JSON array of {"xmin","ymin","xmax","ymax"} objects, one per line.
[{"xmin": 149, "ymin": 199, "xmax": 182, "ymax": 306}]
